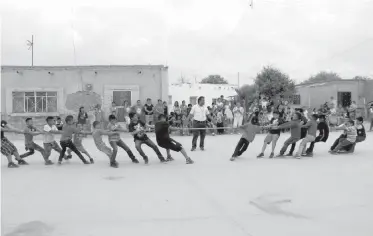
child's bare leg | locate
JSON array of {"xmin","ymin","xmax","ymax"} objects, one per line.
[
  {"xmin": 166, "ymin": 149, "xmax": 171, "ymax": 158},
  {"xmin": 82, "ymin": 151, "xmax": 94, "ymax": 163},
  {"xmin": 180, "ymin": 148, "xmax": 191, "ymax": 160},
  {"xmin": 271, "ymin": 140, "xmax": 278, "ymax": 153},
  {"xmin": 261, "ymin": 142, "xmax": 267, "ymax": 153}
]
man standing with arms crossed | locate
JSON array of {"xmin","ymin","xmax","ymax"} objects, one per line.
[{"xmin": 189, "ymin": 96, "xmax": 212, "ymax": 151}]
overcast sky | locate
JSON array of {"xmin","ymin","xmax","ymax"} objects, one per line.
[{"xmin": 1, "ymin": 0, "xmax": 373, "ymax": 84}]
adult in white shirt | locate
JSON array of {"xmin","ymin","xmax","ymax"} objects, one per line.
[
  {"xmin": 233, "ymin": 102, "xmax": 244, "ymax": 128},
  {"xmin": 189, "ymin": 96, "xmax": 211, "ymax": 151},
  {"xmin": 369, "ymin": 104, "xmax": 373, "ymax": 131},
  {"xmin": 43, "ymin": 116, "xmax": 64, "ymax": 161}
]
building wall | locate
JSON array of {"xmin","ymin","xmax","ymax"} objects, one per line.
[
  {"xmin": 1, "ymin": 65, "xmax": 168, "ymax": 128},
  {"xmin": 169, "ymin": 83, "xmax": 238, "ymax": 109}
]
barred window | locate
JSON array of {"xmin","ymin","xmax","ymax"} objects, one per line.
[
  {"xmin": 12, "ymin": 91, "xmax": 58, "ymax": 113},
  {"xmin": 293, "ymin": 94, "xmax": 301, "ymax": 105}
]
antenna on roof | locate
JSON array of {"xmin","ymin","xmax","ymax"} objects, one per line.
[{"xmin": 26, "ymin": 35, "xmax": 34, "ymax": 66}]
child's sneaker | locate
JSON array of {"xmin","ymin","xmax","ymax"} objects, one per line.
[
  {"xmin": 17, "ymin": 159, "xmax": 29, "ymax": 165},
  {"xmin": 66, "ymin": 155, "xmax": 72, "ymax": 160},
  {"xmin": 294, "ymin": 154, "xmax": 301, "ymax": 159},
  {"xmin": 276, "ymin": 154, "xmax": 284, "ymax": 158},
  {"xmin": 257, "ymin": 153, "xmax": 264, "ymax": 158},
  {"xmin": 269, "ymin": 152, "xmax": 274, "ymax": 158},
  {"xmin": 160, "ymin": 157, "xmax": 167, "ymax": 163},
  {"xmin": 285, "ymin": 153, "xmax": 293, "ymax": 157},
  {"xmin": 132, "ymin": 158, "xmax": 140, "ymax": 164},
  {"xmin": 89, "ymin": 158, "xmax": 94, "ymax": 164},
  {"xmin": 186, "ymin": 158, "xmax": 194, "ymax": 164},
  {"xmin": 167, "ymin": 156, "xmax": 174, "ymax": 162},
  {"xmin": 58, "ymin": 161, "xmax": 62, "ymax": 165},
  {"xmin": 200, "ymin": 147, "xmax": 205, "ymax": 151},
  {"xmin": 8, "ymin": 162, "xmax": 19, "ymax": 168},
  {"xmin": 191, "ymin": 147, "xmax": 196, "ymax": 151},
  {"xmin": 45, "ymin": 160, "xmax": 54, "ymax": 165},
  {"xmin": 144, "ymin": 157, "xmax": 149, "ymax": 164},
  {"xmin": 82, "ymin": 160, "xmax": 90, "ymax": 164},
  {"xmin": 110, "ymin": 161, "xmax": 118, "ymax": 168},
  {"xmin": 230, "ymin": 156, "xmax": 236, "ymax": 161}
]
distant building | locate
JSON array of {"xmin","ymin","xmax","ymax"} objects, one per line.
[
  {"xmin": 295, "ymin": 79, "xmax": 373, "ymax": 116},
  {"xmin": 168, "ymin": 83, "xmax": 239, "ymax": 108},
  {"xmin": 1, "ymin": 65, "xmax": 168, "ymax": 128}
]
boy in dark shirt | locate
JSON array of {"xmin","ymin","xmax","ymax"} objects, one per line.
[
  {"xmin": 155, "ymin": 114, "xmax": 194, "ymax": 164},
  {"xmin": 58, "ymin": 115, "xmax": 90, "ymax": 165},
  {"xmin": 274, "ymin": 112, "xmax": 302, "ymax": 157},
  {"xmin": 294, "ymin": 114, "xmax": 318, "ymax": 158},
  {"xmin": 305, "ymin": 115, "xmax": 329, "ymax": 156},
  {"xmin": 128, "ymin": 113, "xmax": 166, "ymax": 164},
  {"xmin": 257, "ymin": 111, "xmax": 284, "ymax": 158},
  {"xmin": 1, "ymin": 120, "xmax": 28, "ymax": 168},
  {"xmin": 20, "ymin": 118, "xmax": 51, "ymax": 165}
]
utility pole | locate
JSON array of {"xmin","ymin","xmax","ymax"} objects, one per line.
[
  {"xmin": 27, "ymin": 35, "xmax": 34, "ymax": 66},
  {"xmin": 237, "ymin": 72, "xmax": 240, "ymax": 87}
]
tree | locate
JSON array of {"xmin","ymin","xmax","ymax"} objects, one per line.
[
  {"xmin": 200, "ymin": 75, "xmax": 228, "ymax": 84},
  {"xmin": 301, "ymin": 71, "xmax": 342, "ymax": 84},
  {"xmin": 352, "ymin": 75, "xmax": 371, "ymax": 80},
  {"xmin": 254, "ymin": 66, "xmax": 296, "ymax": 99}
]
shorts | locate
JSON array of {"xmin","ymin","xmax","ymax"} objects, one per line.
[
  {"xmin": 157, "ymin": 138, "xmax": 183, "ymax": 152},
  {"xmin": 1, "ymin": 137, "xmax": 18, "ymax": 156},
  {"xmin": 264, "ymin": 133, "xmax": 280, "ymax": 144}
]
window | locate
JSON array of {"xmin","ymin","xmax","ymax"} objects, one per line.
[
  {"xmin": 293, "ymin": 94, "xmax": 301, "ymax": 105},
  {"xmin": 12, "ymin": 91, "xmax": 58, "ymax": 113}
]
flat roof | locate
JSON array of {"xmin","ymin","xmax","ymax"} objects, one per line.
[{"xmin": 1, "ymin": 65, "xmax": 168, "ymax": 71}]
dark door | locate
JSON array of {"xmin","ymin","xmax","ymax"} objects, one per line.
[
  {"xmin": 113, "ymin": 91, "xmax": 132, "ymax": 106},
  {"xmin": 337, "ymin": 92, "xmax": 351, "ymax": 107}
]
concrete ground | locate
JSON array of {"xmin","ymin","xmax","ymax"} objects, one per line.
[{"xmin": 1, "ymin": 130, "xmax": 373, "ymax": 236}]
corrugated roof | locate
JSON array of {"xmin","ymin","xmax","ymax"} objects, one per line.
[{"xmin": 1, "ymin": 65, "xmax": 167, "ymax": 71}]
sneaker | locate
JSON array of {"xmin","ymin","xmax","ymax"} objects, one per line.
[
  {"xmin": 66, "ymin": 155, "xmax": 72, "ymax": 160},
  {"xmin": 167, "ymin": 156, "xmax": 174, "ymax": 162},
  {"xmin": 230, "ymin": 157, "xmax": 236, "ymax": 161},
  {"xmin": 160, "ymin": 158, "xmax": 167, "ymax": 163},
  {"xmin": 200, "ymin": 147, "xmax": 205, "ymax": 151},
  {"xmin": 330, "ymin": 151, "xmax": 339, "ymax": 155},
  {"xmin": 285, "ymin": 153, "xmax": 293, "ymax": 157},
  {"xmin": 83, "ymin": 160, "xmax": 90, "ymax": 164},
  {"xmin": 110, "ymin": 162, "xmax": 118, "ymax": 168},
  {"xmin": 8, "ymin": 162, "xmax": 19, "ymax": 168},
  {"xmin": 269, "ymin": 152, "xmax": 274, "ymax": 158},
  {"xmin": 257, "ymin": 153, "xmax": 264, "ymax": 158},
  {"xmin": 58, "ymin": 161, "xmax": 62, "ymax": 165},
  {"xmin": 276, "ymin": 154, "xmax": 284, "ymax": 158},
  {"xmin": 186, "ymin": 158, "xmax": 194, "ymax": 164},
  {"xmin": 144, "ymin": 157, "xmax": 149, "ymax": 164},
  {"xmin": 89, "ymin": 158, "xmax": 94, "ymax": 164},
  {"xmin": 132, "ymin": 158, "xmax": 140, "ymax": 164},
  {"xmin": 191, "ymin": 148, "xmax": 196, "ymax": 151},
  {"xmin": 294, "ymin": 154, "xmax": 301, "ymax": 159},
  {"xmin": 302, "ymin": 152, "xmax": 313, "ymax": 157},
  {"xmin": 17, "ymin": 159, "xmax": 29, "ymax": 165},
  {"xmin": 45, "ymin": 160, "xmax": 54, "ymax": 165}
]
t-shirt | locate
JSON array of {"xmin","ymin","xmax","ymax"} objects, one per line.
[
  {"xmin": 128, "ymin": 120, "xmax": 148, "ymax": 141},
  {"xmin": 72, "ymin": 133, "xmax": 85, "ymax": 146},
  {"xmin": 269, "ymin": 118, "xmax": 284, "ymax": 135},
  {"xmin": 1, "ymin": 120, "xmax": 7, "ymax": 139},
  {"xmin": 233, "ymin": 107, "xmax": 244, "ymax": 119},
  {"xmin": 43, "ymin": 124, "xmax": 58, "ymax": 143},
  {"xmin": 56, "ymin": 121, "xmax": 63, "ymax": 131},
  {"xmin": 134, "ymin": 105, "xmax": 143, "ymax": 115},
  {"xmin": 155, "ymin": 121, "xmax": 170, "ymax": 142},
  {"xmin": 241, "ymin": 123, "xmax": 262, "ymax": 142},
  {"xmin": 24, "ymin": 126, "xmax": 37, "ymax": 145},
  {"xmin": 317, "ymin": 122, "xmax": 329, "ymax": 141},
  {"xmin": 107, "ymin": 123, "xmax": 122, "ymax": 142},
  {"xmin": 78, "ymin": 112, "xmax": 88, "ymax": 124},
  {"xmin": 190, "ymin": 105, "xmax": 209, "ymax": 122},
  {"xmin": 356, "ymin": 124, "xmax": 366, "ymax": 138},
  {"xmin": 345, "ymin": 126, "xmax": 357, "ymax": 143},
  {"xmin": 144, "ymin": 104, "xmax": 154, "ymax": 115},
  {"xmin": 304, "ymin": 120, "xmax": 318, "ymax": 137},
  {"xmin": 278, "ymin": 120, "xmax": 301, "ymax": 139},
  {"xmin": 216, "ymin": 112, "xmax": 224, "ymax": 123},
  {"xmin": 60, "ymin": 124, "xmax": 79, "ymax": 141},
  {"xmin": 95, "ymin": 110, "xmax": 103, "ymax": 122},
  {"xmin": 92, "ymin": 129, "xmax": 106, "ymax": 149}
]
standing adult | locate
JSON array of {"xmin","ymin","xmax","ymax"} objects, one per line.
[
  {"xmin": 189, "ymin": 96, "xmax": 211, "ymax": 151},
  {"xmin": 123, "ymin": 100, "xmax": 131, "ymax": 126},
  {"xmin": 369, "ymin": 104, "xmax": 373, "ymax": 131},
  {"xmin": 163, "ymin": 101, "xmax": 168, "ymax": 117},
  {"xmin": 77, "ymin": 106, "xmax": 88, "ymax": 125},
  {"xmin": 180, "ymin": 100, "xmax": 188, "ymax": 115},
  {"xmin": 233, "ymin": 102, "xmax": 244, "ymax": 129},
  {"xmin": 329, "ymin": 96, "xmax": 337, "ymax": 114},
  {"xmin": 348, "ymin": 101, "xmax": 357, "ymax": 120},
  {"xmin": 144, "ymin": 98, "xmax": 154, "ymax": 130},
  {"xmin": 132, "ymin": 100, "xmax": 144, "ymax": 122}
]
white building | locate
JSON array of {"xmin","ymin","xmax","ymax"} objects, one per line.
[{"xmin": 168, "ymin": 83, "xmax": 238, "ymax": 107}]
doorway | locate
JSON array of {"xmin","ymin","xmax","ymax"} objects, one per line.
[
  {"xmin": 113, "ymin": 91, "xmax": 132, "ymax": 106},
  {"xmin": 337, "ymin": 92, "xmax": 351, "ymax": 107}
]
